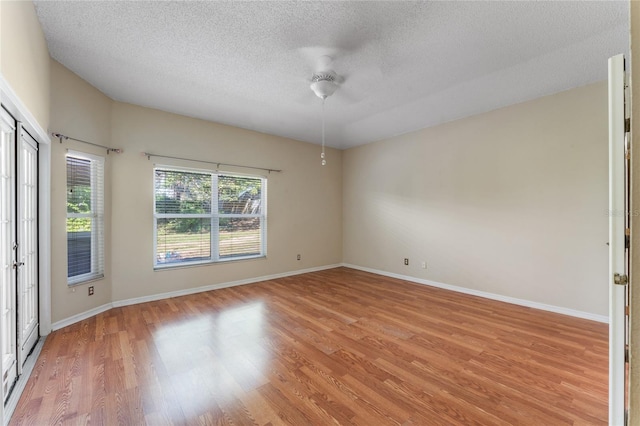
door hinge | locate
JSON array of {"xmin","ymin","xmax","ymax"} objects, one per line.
[
  {"xmin": 626, "ymin": 228, "xmax": 631, "ymax": 249},
  {"xmin": 626, "ymin": 345, "xmax": 630, "ymax": 363},
  {"xmin": 614, "ymin": 273, "xmax": 628, "ymax": 285},
  {"xmin": 625, "ymin": 118, "xmax": 630, "ymax": 133}
]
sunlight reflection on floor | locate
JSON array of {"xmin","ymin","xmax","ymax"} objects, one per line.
[{"xmin": 150, "ymin": 302, "xmax": 270, "ymax": 415}]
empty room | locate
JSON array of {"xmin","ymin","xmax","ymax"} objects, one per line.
[{"xmin": 1, "ymin": 1, "xmax": 639, "ymax": 425}]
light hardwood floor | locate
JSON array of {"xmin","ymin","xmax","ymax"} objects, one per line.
[{"xmin": 10, "ymin": 267, "xmax": 607, "ymax": 425}]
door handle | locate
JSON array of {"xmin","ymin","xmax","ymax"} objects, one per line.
[{"xmin": 12, "ymin": 261, "xmax": 24, "ymax": 269}]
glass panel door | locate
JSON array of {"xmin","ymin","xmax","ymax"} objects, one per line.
[{"xmin": 17, "ymin": 129, "xmax": 38, "ymax": 371}]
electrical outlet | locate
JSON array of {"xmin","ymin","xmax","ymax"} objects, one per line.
[
  {"xmin": 404, "ymin": 258, "xmax": 409, "ymax": 266},
  {"xmin": 421, "ymin": 261, "xmax": 427, "ymax": 269},
  {"xmin": 297, "ymin": 254, "xmax": 301, "ymax": 261},
  {"xmin": 88, "ymin": 286, "xmax": 94, "ymax": 296}
]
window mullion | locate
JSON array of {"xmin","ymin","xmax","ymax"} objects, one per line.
[
  {"xmin": 90, "ymin": 159, "xmax": 97, "ymax": 275},
  {"xmin": 154, "ymin": 213, "xmax": 212, "ymax": 219},
  {"xmin": 211, "ymin": 173, "xmax": 219, "ymax": 261},
  {"xmin": 261, "ymin": 176, "xmax": 267, "ymax": 256},
  {"xmin": 67, "ymin": 213, "xmax": 93, "ymax": 219}
]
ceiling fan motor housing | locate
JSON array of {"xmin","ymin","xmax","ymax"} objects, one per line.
[{"xmin": 311, "ymin": 72, "xmax": 339, "ymax": 99}]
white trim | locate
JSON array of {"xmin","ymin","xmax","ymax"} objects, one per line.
[
  {"xmin": 0, "ymin": 73, "xmax": 49, "ymax": 144},
  {"xmin": 51, "ymin": 303, "xmax": 113, "ymax": 331},
  {"xmin": 66, "ymin": 150, "xmax": 105, "ymax": 286},
  {"xmin": 52, "ymin": 261, "xmax": 607, "ymax": 334},
  {"xmin": 0, "ymin": 72, "xmax": 52, "ymax": 338},
  {"xmin": 342, "ymin": 264, "xmax": 609, "ymax": 324},
  {"xmin": 65, "ymin": 149, "xmax": 104, "ymax": 163},
  {"xmin": 113, "ymin": 264, "xmax": 340, "ymax": 307},
  {"xmin": 607, "ymin": 53, "xmax": 626, "ymax": 426},
  {"xmin": 38, "ymin": 143, "xmax": 52, "ymax": 335},
  {"xmin": 153, "ymin": 167, "xmax": 267, "ymax": 267},
  {"xmin": 0, "ymin": 73, "xmax": 52, "ymax": 426},
  {"xmin": 52, "ymin": 264, "xmax": 342, "ymax": 329}
]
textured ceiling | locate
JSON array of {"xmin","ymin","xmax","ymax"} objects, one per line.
[{"xmin": 34, "ymin": 1, "xmax": 629, "ymax": 149}]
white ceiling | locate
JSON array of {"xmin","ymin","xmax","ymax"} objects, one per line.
[{"xmin": 34, "ymin": 1, "xmax": 629, "ymax": 149}]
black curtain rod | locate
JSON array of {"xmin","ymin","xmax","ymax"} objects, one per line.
[
  {"xmin": 53, "ymin": 132, "xmax": 122, "ymax": 154},
  {"xmin": 143, "ymin": 152, "xmax": 282, "ymax": 174}
]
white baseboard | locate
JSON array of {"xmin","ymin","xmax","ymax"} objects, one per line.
[
  {"xmin": 51, "ymin": 303, "xmax": 113, "ymax": 331},
  {"xmin": 52, "ymin": 264, "xmax": 342, "ymax": 330},
  {"xmin": 341, "ymin": 263, "xmax": 609, "ymax": 324},
  {"xmin": 51, "ymin": 262, "xmax": 607, "ymax": 330}
]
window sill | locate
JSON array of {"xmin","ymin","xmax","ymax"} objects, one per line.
[
  {"xmin": 68, "ymin": 273, "xmax": 105, "ymax": 287},
  {"xmin": 154, "ymin": 255, "xmax": 266, "ymax": 271}
]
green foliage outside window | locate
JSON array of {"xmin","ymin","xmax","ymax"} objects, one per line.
[
  {"xmin": 67, "ymin": 184, "xmax": 92, "ymax": 232},
  {"xmin": 155, "ymin": 168, "xmax": 265, "ymax": 264},
  {"xmin": 155, "ymin": 171, "xmax": 261, "ymax": 234},
  {"xmin": 156, "ymin": 170, "xmax": 212, "ymax": 234}
]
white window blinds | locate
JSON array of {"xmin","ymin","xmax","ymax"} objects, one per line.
[
  {"xmin": 66, "ymin": 151, "xmax": 104, "ymax": 284},
  {"xmin": 217, "ymin": 175, "xmax": 264, "ymax": 259},
  {"xmin": 154, "ymin": 167, "xmax": 266, "ymax": 267}
]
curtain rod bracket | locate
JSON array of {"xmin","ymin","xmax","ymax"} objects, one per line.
[{"xmin": 52, "ymin": 132, "xmax": 68, "ymax": 144}]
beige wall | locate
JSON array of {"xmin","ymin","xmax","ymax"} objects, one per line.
[
  {"xmin": 0, "ymin": 0, "xmax": 50, "ymax": 131},
  {"xmin": 343, "ymin": 82, "xmax": 609, "ymax": 316},
  {"xmin": 48, "ymin": 60, "xmax": 342, "ymax": 309},
  {"xmin": 49, "ymin": 60, "xmax": 112, "ymax": 323},
  {"xmin": 109, "ymin": 102, "xmax": 342, "ymax": 301}
]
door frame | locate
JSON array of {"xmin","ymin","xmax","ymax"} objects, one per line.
[
  {"xmin": 0, "ymin": 106, "xmax": 18, "ymax": 405},
  {"xmin": 0, "ymin": 74, "xmax": 51, "ymax": 425},
  {"xmin": 609, "ymin": 53, "xmax": 628, "ymax": 426}
]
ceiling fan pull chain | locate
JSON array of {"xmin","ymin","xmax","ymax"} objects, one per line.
[{"xmin": 321, "ymin": 98, "xmax": 326, "ymax": 166}]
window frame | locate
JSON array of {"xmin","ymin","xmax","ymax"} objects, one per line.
[
  {"xmin": 153, "ymin": 165, "xmax": 267, "ymax": 269},
  {"xmin": 66, "ymin": 150, "xmax": 105, "ymax": 286}
]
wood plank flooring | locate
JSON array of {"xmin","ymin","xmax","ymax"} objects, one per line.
[{"xmin": 9, "ymin": 267, "xmax": 608, "ymax": 425}]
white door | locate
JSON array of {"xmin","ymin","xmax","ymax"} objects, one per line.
[
  {"xmin": 608, "ymin": 53, "xmax": 628, "ymax": 426},
  {"xmin": 0, "ymin": 107, "xmax": 39, "ymax": 405},
  {"xmin": 17, "ymin": 128, "xmax": 38, "ymax": 371},
  {"xmin": 0, "ymin": 108, "xmax": 17, "ymax": 402}
]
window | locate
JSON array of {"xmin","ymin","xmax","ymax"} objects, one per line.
[
  {"xmin": 154, "ymin": 167, "xmax": 266, "ymax": 267},
  {"xmin": 66, "ymin": 151, "xmax": 105, "ymax": 285}
]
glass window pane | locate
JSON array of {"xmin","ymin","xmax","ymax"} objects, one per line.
[
  {"xmin": 156, "ymin": 218, "xmax": 211, "ymax": 264},
  {"xmin": 67, "ymin": 217, "xmax": 92, "ymax": 278},
  {"xmin": 155, "ymin": 170, "xmax": 211, "ymax": 214},
  {"xmin": 218, "ymin": 175, "xmax": 262, "ymax": 214},
  {"xmin": 67, "ymin": 157, "xmax": 92, "ymax": 213},
  {"xmin": 219, "ymin": 217, "xmax": 261, "ymax": 258},
  {"xmin": 67, "ymin": 153, "xmax": 105, "ymax": 284}
]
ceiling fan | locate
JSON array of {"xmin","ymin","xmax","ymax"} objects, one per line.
[
  {"xmin": 309, "ymin": 55, "xmax": 343, "ymax": 100},
  {"xmin": 298, "ymin": 47, "xmax": 383, "ymax": 164},
  {"xmin": 303, "ymin": 53, "xmax": 344, "ymax": 166}
]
